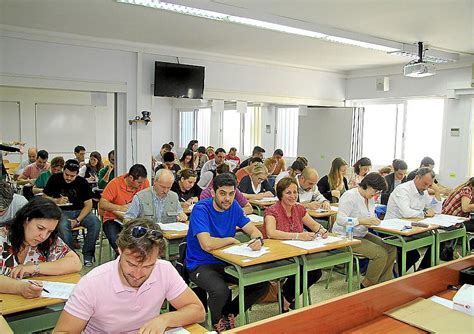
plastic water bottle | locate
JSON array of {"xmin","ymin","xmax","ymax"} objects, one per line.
[{"xmin": 346, "ymin": 218, "xmax": 354, "ymax": 241}]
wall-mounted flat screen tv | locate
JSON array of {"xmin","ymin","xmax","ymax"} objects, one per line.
[{"xmin": 154, "ymin": 61, "xmax": 205, "ymax": 99}]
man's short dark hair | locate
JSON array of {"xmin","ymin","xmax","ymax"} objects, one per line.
[
  {"xmin": 359, "ymin": 172, "xmax": 387, "ymax": 191},
  {"xmin": 229, "ymin": 147, "xmax": 237, "ymax": 152},
  {"xmin": 64, "ymin": 159, "xmax": 80, "ymax": 173},
  {"xmin": 416, "ymin": 167, "xmax": 435, "ymax": 178},
  {"xmin": 273, "ymin": 149, "xmax": 284, "ymax": 157},
  {"xmin": 213, "ymin": 172, "xmax": 237, "ymax": 191},
  {"xmin": 291, "ymin": 160, "xmax": 305, "ymax": 172},
  {"xmin": 169, "ymin": 141, "xmax": 174, "ymax": 147},
  {"xmin": 163, "ymin": 151, "xmax": 175, "ymax": 162},
  {"xmin": 250, "ymin": 157, "xmax": 263, "ymax": 164},
  {"xmin": 252, "ymin": 146, "xmax": 265, "ymax": 155},
  {"xmin": 128, "ymin": 164, "xmax": 147, "ymax": 180},
  {"xmin": 37, "ymin": 150, "xmax": 48, "ymax": 160},
  {"xmin": 420, "ymin": 157, "xmax": 435, "ymax": 167},
  {"xmin": 216, "ymin": 163, "xmax": 230, "ymax": 175},
  {"xmin": 215, "ymin": 148, "xmax": 226, "ymax": 155},
  {"xmin": 74, "ymin": 145, "xmax": 86, "ymax": 153},
  {"xmin": 108, "ymin": 150, "xmax": 115, "ymax": 160},
  {"xmin": 197, "ymin": 146, "xmax": 206, "ymax": 154},
  {"xmin": 392, "ymin": 159, "xmax": 408, "ymax": 171}
]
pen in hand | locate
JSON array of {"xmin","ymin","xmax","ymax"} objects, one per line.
[{"xmin": 28, "ymin": 280, "xmax": 50, "ymax": 293}]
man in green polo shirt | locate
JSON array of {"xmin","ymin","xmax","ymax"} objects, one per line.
[{"xmin": 33, "ymin": 156, "xmax": 65, "ymax": 194}]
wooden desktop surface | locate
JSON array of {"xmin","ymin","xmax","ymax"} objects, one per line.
[
  {"xmin": 0, "ymin": 273, "xmax": 81, "ymax": 315},
  {"xmin": 183, "ymin": 323, "xmax": 208, "ymax": 334},
  {"xmin": 249, "ymin": 199, "xmax": 276, "ymax": 207},
  {"xmin": 226, "ymin": 255, "xmax": 474, "ymax": 333},
  {"xmin": 307, "ymin": 209, "xmax": 338, "ymax": 219},
  {"xmin": 161, "ymin": 221, "xmax": 264, "ymax": 240},
  {"xmin": 303, "ymin": 236, "xmax": 361, "ymax": 254},
  {"xmin": 211, "ymin": 239, "xmax": 307, "ymax": 267},
  {"xmin": 372, "ymin": 220, "xmax": 439, "ymax": 236}
]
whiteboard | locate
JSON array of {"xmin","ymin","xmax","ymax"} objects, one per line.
[
  {"xmin": 0, "ymin": 101, "xmax": 21, "ymax": 142},
  {"xmin": 36, "ymin": 103, "xmax": 96, "ymax": 154}
]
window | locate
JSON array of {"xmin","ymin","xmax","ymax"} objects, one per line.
[
  {"xmin": 276, "ymin": 107, "xmax": 299, "ymax": 157},
  {"xmin": 243, "ymin": 105, "xmax": 262, "ymax": 156},
  {"xmin": 222, "ymin": 109, "xmax": 242, "ymax": 152},
  {"xmin": 361, "ymin": 98, "xmax": 444, "ymax": 172},
  {"xmin": 179, "ymin": 108, "xmax": 211, "ymax": 148},
  {"xmin": 471, "ymin": 106, "xmax": 474, "ymax": 175}
]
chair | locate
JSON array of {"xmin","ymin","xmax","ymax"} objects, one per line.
[{"xmin": 97, "ymin": 203, "xmax": 113, "ymax": 264}]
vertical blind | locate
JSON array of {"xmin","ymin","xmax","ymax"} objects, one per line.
[{"xmin": 276, "ymin": 107, "xmax": 299, "ymax": 157}]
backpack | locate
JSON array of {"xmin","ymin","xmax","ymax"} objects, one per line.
[{"xmin": 175, "ymin": 241, "xmax": 189, "ymax": 283}]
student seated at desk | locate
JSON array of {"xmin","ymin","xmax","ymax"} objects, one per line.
[
  {"xmin": 380, "ymin": 159, "xmax": 407, "ymax": 205},
  {"xmin": 238, "ymin": 163, "xmax": 275, "ymax": 200},
  {"xmin": 54, "ymin": 218, "xmax": 205, "ymax": 333},
  {"xmin": 264, "ymin": 177, "xmax": 328, "ymax": 312},
  {"xmin": 99, "ymin": 164, "xmax": 150, "ymax": 256},
  {"xmin": 98, "ymin": 150, "xmax": 115, "ymax": 189},
  {"xmin": 348, "ymin": 157, "xmax": 372, "ymax": 189},
  {"xmin": 296, "ymin": 167, "xmax": 330, "ymax": 210},
  {"xmin": 17, "ymin": 149, "xmax": 50, "ymax": 186},
  {"xmin": 442, "ymin": 177, "xmax": 474, "ymax": 231},
  {"xmin": 171, "ymin": 168, "xmax": 201, "ymax": 210},
  {"xmin": 0, "ymin": 197, "xmax": 81, "ymax": 298},
  {"xmin": 0, "ymin": 181, "xmax": 28, "ymax": 224},
  {"xmin": 178, "ymin": 149, "xmax": 195, "ymax": 170},
  {"xmin": 274, "ymin": 160, "xmax": 305, "ymax": 189},
  {"xmin": 84, "ymin": 151, "xmax": 103, "ymax": 185},
  {"xmin": 33, "ymin": 156, "xmax": 64, "ymax": 195},
  {"xmin": 334, "ymin": 173, "xmax": 396, "ymax": 288},
  {"xmin": 386, "ymin": 167, "xmax": 442, "ymax": 272},
  {"xmin": 186, "ymin": 173, "xmax": 269, "ymax": 331},
  {"xmin": 317, "ymin": 157, "xmax": 349, "ymax": 203},
  {"xmin": 234, "ymin": 157, "xmax": 263, "ymax": 185},
  {"xmin": 200, "ymin": 164, "xmax": 253, "ymax": 215}
]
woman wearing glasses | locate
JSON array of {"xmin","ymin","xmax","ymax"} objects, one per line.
[
  {"xmin": 238, "ymin": 163, "xmax": 275, "ymax": 200},
  {"xmin": 333, "ymin": 172, "xmax": 396, "ymax": 288},
  {"xmin": 0, "ymin": 197, "xmax": 82, "ymax": 298}
]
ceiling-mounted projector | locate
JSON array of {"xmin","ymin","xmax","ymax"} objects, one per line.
[
  {"xmin": 403, "ymin": 42, "xmax": 436, "ymax": 78},
  {"xmin": 404, "ymin": 62, "xmax": 436, "ymax": 77}
]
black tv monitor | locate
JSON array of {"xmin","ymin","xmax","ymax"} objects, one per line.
[{"xmin": 154, "ymin": 61, "xmax": 205, "ymax": 99}]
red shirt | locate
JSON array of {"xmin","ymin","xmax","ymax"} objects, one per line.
[
  {"xmin": 442, "ymin": 186, "xmax": 472, "ymax": 217},
  {"xmin": 263, "ymin": 201, "xmax": 306, "ymax": 238},
  {"xmin": 225, "ymin": 154, "xmax": 241, "ymax": 164}
]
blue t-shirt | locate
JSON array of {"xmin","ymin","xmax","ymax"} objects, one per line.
[{"xmin": 186, "ymin": 198, "xmax": 250, "ymax": 270}]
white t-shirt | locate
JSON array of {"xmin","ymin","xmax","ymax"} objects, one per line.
[{"xmin": 0, "ymin": 194, "xmax": 28, "ymax": 223}]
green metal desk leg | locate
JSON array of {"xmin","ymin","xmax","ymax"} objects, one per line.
[
  {"xmin": 237, "ymin": 265, "xmax": 246, "ymax": 327},
  {"xmin": 294, "ymin": 256, "xmax": 301, "ymax": 309},
  {"xmin": 430, "ymin": 232, "xmax": 435, "ymax": 267},
  {"xmin": 347, "ymin": 251, "xmax": 353, "ymax": 293},
  {"xmin": 401, "ymin": 239, "xmax": 407, "ymax": 276}
]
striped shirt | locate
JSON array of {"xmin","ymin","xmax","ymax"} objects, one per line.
[{"xmin": 442, "ymin": 186, "xmax": 472, "ymax": 217}]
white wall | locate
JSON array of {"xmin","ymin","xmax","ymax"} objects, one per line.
[
  {"xmin": 0, "ymin": 86, "xmax": 114, "ymax": 163},
  {"xmin": 346, "ymin": 65, "xmax": 474, "ymax": 187}
]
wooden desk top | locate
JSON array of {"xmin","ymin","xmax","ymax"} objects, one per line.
[
  {"xmin": 211, "ymin": 239, "xmax": 307, "ymax": 267},
  {"xmin": 249, "ymin": 199, "xmax": 277, "ymax": 207},
  {"xmin": 0, "ymin": 315, "xmax": 13, "ymax": 334},
  {"xmin": 227, "ymin": 255, "xmax": 474, "ymax": 333},
  {"xmin": 183, "ymin": 323, "xmax": 208, "ymax": 333},
  {"xmin": 307, "ymin": 209, "xmax": 338, "ymax": 219},
  {"xmin": 0, "ymin": 273, "xmax": 81, "ymax": 315},
  {"xmin": 372, "ymin": 220, "xmax": 438, "ymax": 236}
]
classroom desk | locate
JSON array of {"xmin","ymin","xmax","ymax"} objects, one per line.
[
  {"xmin": 226, "ymin": 255, "xmax": 474, "ymax": 333},
  {"xmin": 0, "ymin": 316, "xmax": 13, "ymax": 334},
  {"xmin": 183, "ymin": 323, "xmax": 208, "ymax": 333},
  {"xmin": 371, "ymin": 221, "xmax": 438, "ymax": 276},
  {"xmin": 433, "ymin": 224, "xmax": 468, "ymax": 265},
  {"xmin": 306, "ymin": 209, "xmax": 338, "ymax": 220},
  {"xmin": 249, "ymin": 199, "xmax": 276, "ymax": 215},
  {"xmin": 1, "ymin": 273, "xmax": 81, "ymax": 333},
  {"xmin": 211, "ymin": 239, "xmax": 307, "ymax": 326}
]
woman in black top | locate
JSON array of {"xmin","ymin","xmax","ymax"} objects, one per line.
[
  {"xmin": 238, "ymin": 163, "xmax": 275, "ymax": 200},
  {"xmin": 317, "ymin": 157, "xmax": 349, "ymax": 203},
  {"xmin": 171, "ymin": 168, "xmax": 201, "ymax": 210}
]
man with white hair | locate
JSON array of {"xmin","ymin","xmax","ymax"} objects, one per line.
[{"xmin": 125, "ymin": 169, "xmax": 187, "ymax": 223}]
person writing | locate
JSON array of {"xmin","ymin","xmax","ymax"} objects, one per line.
[
  {"xmin": 264, "ymin": 177, "xmax": 328, "ymax": 312},
  {"xmin": 317, "ymin": 157, "xmax": 349, "ymax": 203},
  {"xmin": 334, "ymin": 173, "xmax": 396, "ymax": 288},
  {"xmin": 171, "ymin": 168, "xmax": 201, "ymax": 210},
  {"xmin": 238, "ymin": 163, "xmax": 275, "ymax": 200},
  {"xmin": 0, "ymin": 197, "xmax": 82, "ymax": 298}
]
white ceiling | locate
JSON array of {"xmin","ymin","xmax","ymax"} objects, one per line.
[{"xmin": 1, "ymin": 0, "xmax": 473, "ymax": 72}]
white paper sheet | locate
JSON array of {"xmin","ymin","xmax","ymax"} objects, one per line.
[
  {"xmin": 282, "ymin": 236, "xmax": 343, "ymax": 250},
  {"xmin": 164, "ymin": 328, "xmax": 191, "ymax": 334},
  {"xmin": 38, "ymin": 281, "xmax": 76, "ymax": 299},
  {"xmin": 158, "ymin": 222, "xmax": 189, "ymax": 231},
  {"xmin": 378, "ymin": 219, "xmax": 412, "ymax": 231},
  {"xmin": 246, "ymin": 214, "xmax": 264, "ymax": 223},
  {"xmin": 255, "ymin": 197, "xmax": 278, "ymax": 203},
  {"xmin": 222, "ymin": 245, "xmax": 270, "ymax": 258},
  {"xmin": 330, "ymin": 206, "xmax": 339, "ymax": 211},
  {"xmin": 430, "ymin": 296, "xmax": 454, "ymax": 309},
  {"xmin": 188, "ymin": 204, "xmax": 195, "ymax": 211},
  {"xmin": 420, "ymin": 214, "xmax": 465, "ymax": 227}
]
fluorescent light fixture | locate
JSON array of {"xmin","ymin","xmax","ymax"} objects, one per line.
[
  {"xmin": 116, "ymin": 0, "xmax": 398, "ymax": 52},
  {"xmin": 389, "ymin": 43, "xmax": 460, "ymax": 63}
]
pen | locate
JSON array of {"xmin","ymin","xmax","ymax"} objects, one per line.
[
  {"xmin": 247, "ymin": 239, "xmax": 257, "ymax": 248},
  {"xmin": 28, "ymin": 280, "xmax": 50, "ymax": 293}
]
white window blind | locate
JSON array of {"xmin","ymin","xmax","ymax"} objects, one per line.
[
  {"xmin": 179, "ymin": 111, "xmax": 194, "ymax": 148},
  {"xmin": 243, "ymin": 106, "xmax": 262, "ymax": 156},
  {"xmin": 222, "ymin": 109, "xmax": 242, "ymax": 152},
  {"xmin": 276, "ymin": 107, "xmax": 299, "ymax": 157},
  {"xmin": 196, "ymin": 108, "xmax": 211, "ymax": 147}
]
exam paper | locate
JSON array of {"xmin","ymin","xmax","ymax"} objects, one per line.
[
  {"xmin": 420, "ymin": 214, "xmax": 465, "ymax": 227},
  {"xmin": 283, "ymin": 236, "xmax": 343, "ymax": 250},
  {"xmin": 40, "ymin": 281, "xmax": 76, "ymax": 299},
  {"xmin": 222, "ymin": 245, "xmax": 270, "ymax": 258},
  {"xmin": 158, "ymin": 222, "xmax": 189, "ymax": 231},
  {"xmin": 246, "ymin": 214, "xmax": 264, "ymax": 223},
  {"xmin": 164, "ymin": 327, "xmax": 190, "ymax": 334},
  {"xmin": 377, "ymin": 219, "xmax": 412, "ymax": 231}
]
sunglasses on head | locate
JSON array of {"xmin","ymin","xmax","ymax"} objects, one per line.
[{"xmin": 131, "ymin": 226, "xmax": 163, "ymax": 239}]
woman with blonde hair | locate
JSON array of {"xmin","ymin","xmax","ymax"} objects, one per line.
[
  {"xmin": 317, "ymin": 157, "xmax": 349, "ymax": 202},
  {"xmin": 238, "ymin": 163, "xmax": 275, "ymax": 200}
]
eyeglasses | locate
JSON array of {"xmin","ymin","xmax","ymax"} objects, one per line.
[{"xmin": 131, "ymin": 226, "xmax": 163, "ymax": 239}]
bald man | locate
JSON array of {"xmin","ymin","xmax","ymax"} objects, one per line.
[
  {"xmin": 125, "ymin": 169, "xmax": 187, "ymax": 223},
  {"xmin": 296, "ymin": 168, "xmax": 331, "ymax": 210},
  {"xmin": 14, "ymin": 147, "xmax": 37, "ymax": 180}
]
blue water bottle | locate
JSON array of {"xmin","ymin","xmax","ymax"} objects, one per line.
[{"xmin": 346, "ymin": 218, "xmax": 354, "ymax": 241}]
